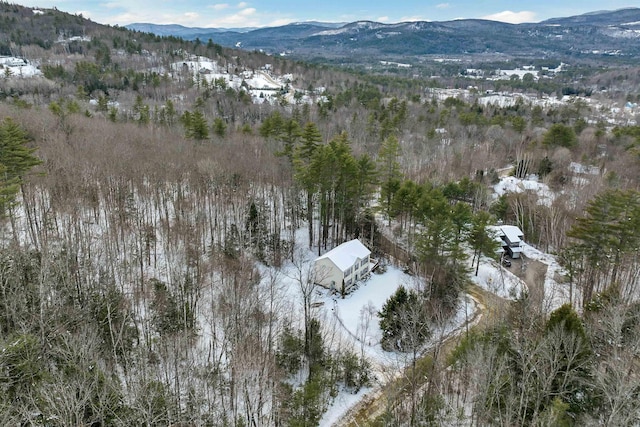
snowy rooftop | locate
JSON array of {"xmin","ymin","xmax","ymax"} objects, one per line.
[
  {"xmin": 0, "ymin": 56, "xmax": 41, "ymax": 78},
  {"xmin": 316, "ymin": 239, "xmax": 370, "ymax": 271},
  {"xmin": 488, "ymin": 224, "xmax": 523, "ymax": 243},
  {"xmin": 501, "ymin": 225, "xmax": 524, "ymax": 244}
]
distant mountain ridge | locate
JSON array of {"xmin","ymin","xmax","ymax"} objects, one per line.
[
  {"xmin": 541, "ymin": 7, "xmax": 640, "ymax": 25},
  {"xmin": 126, "ymin": 23, "xmax": 257, "ymax": 36},
  {"xmin": 126, "ymin": 8, "xmax": 640, "ymax": 62},
  {"xmin": 126, "ymin": 21, "xmax": 344, "ymax": 38}
]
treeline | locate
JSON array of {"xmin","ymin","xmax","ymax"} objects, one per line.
[
  {"xmin": 443, "ymin": 294, "xmax": 640, "ymax": 426},
  {"xmin": 0, "ymin": 105, "xmax": 296, "ymax": 425}
]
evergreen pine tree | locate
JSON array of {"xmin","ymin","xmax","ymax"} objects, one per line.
[
  {"xmin": 0, "ymin": 118, "xmax": 42, "ymax": 213},
  {"xmin": 377, "ymin": 135, "xmax": 402, "ymax": 225}
]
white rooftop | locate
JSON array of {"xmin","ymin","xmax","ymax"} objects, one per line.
[
  {"xmin": 316, "ymin": 239, "xmax": 370, "ymax": 271},
  {"xmin": 501, "ymin": 225, "xmax": 524, "ymax": 244},
  {"xmin": 488, "ymin": 225, "xmax": 525, "ymax": 245}
]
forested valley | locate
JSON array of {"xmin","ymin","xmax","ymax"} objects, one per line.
[{"xmin": 1, "ymin": 3, "xmax": 640, "ymax": 426}]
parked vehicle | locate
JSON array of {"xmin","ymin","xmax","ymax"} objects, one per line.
[{"xmin": 502, "ymin": 258, "xmax": 512, "ymax": 267}]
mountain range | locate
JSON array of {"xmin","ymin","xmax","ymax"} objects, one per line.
[{"xmin": 127, "ymin": 8, "xmax": 640, "ymax": 63}]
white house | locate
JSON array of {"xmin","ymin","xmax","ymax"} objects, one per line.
[
  {"xmin": 490, "ymin": 225, "xmax": 525, "ymax": 258},
  {"xmin": 314, "ymin": 239, "xmax": 372, "ymax": 295}
]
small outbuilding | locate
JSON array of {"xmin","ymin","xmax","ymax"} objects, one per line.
[
  {"xmin": 490, "ymin": 225, "xmax": 525, "ymax": 259},
  {"xmin": 313, "ymin": 239, "xmax": 372, "ymax": 295}
]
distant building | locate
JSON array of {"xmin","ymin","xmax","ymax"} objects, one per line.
[
  {"xmin": 0, "ymin": 56, "xmax": 28, "ymax": 67},
  {"xmin": 314, "ymin": 239, "xmax": 372, "ymax": 295}
]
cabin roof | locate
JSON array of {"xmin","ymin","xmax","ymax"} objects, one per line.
[{"xmin": 316, "ymin": 239, "xmax": 370, "ymax": 271}]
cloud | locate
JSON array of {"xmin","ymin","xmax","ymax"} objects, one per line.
[
  {"xmin": 482, "ymin": 10, "xmax": 537, "ymax": 24},
  {"xmin": 104, "ymin": 9, "xmax": 205, "ymax": 26},
  {"xmin": 84, "ymin": 0, "xmax": 275, "ymax": 28},
  {"xmin": 399, "ymin": 15, "xmax": 428, "ymax": 22},
  {"xmin": 377, "ymin": 16, "xmax": 389, "ymax": 22},
  {"xmin": 268, "ymin": 18, "xmax": 294, "ymax": 27},
  {"xmin": 182, "ymin": 12, "xmax": 200, "ymax": 21},
  {"xmin": 436, "ymin": 3, "xmax": 450, "ymax": 9},
  {"xmin": 206, "ymin": 7, "xmax": 258, "ymax": 26},
  {"xmin": 100, "ymin": 2, "xmax": 123, "ymax": 10}
]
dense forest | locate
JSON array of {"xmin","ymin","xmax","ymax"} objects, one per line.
[{"xmin": 0, "ymin": 3, "xmax": 640, "ymax": 426}]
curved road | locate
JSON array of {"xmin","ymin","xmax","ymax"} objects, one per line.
[{"xmin": 333, "ymin": 285, "xmax": 509, "ymax": 426}]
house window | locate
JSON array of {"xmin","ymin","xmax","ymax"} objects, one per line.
[
  {"xmin": 346, "ymin": 278, "xmax": 352, "ymax": 286},
  {"xmin": 361, "ymin": 259, "xmax": 368, "ymax": 267}
]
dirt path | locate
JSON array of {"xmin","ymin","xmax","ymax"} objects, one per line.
[
  {"xmin": 510, "ymin": 255, "xmax": 548, "ymax": 311},
  {"xmin": 334, "ymin": 285, "xmax": 508, "ymax": 427},
  {"xmin": 332, "ymin": 238, "xmax": 547, "ymax": 426}
]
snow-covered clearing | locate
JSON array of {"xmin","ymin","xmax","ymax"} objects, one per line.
[
  {"xmin": 0, "ymin": 56, "xmax": 41, "ymax": 78},
  {"xmin": 255, "ymin": 228, "xmax": 483, "ymax": 426},
  {"xmin": 494, "ymin": 175, "xmax": 555, "ymax": 206},
  {"xmin": 320, "ymin": 285, "xmax": 480, "ymax": 427},
  {"xmin": 170, "ymin": 56, "xmax": 317, "ymax": 105},
  {"xmin": 471, "ymin": 257, "xmax": 523, "ymax": 300}
]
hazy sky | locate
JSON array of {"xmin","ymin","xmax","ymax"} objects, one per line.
[{"xmin": 16, "ymin": 0, "xmax": 640, "ymax": 28}]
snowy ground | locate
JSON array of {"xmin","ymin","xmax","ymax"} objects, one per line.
[
  {"xmin": 471, "ymin": 247, "xmax": 571, "ymax": 311},
  {"xmin": 319, "ymin": 275, "xmax": 480, "ymax": 427},
  {"xmin": 0, "ymin": 56, "xmax": 41, "ymax": 78},
  {"xmin": 254, "ymin": 229, "xmax": 484, "ymax": 426},
  {"xmin": 316, "ymin": 265, "xmax": 486, "ymax": 425},
  {"xmin": 493, "ymin": 175, "xmax": 555, "ymax": 206},
  {"xmin": 171, "ymin": 56, "xmax": 316, "ymax": 105},
  {"xmin": 471, "ymin": 256, "xmax": 523, "ymax": 300}
]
